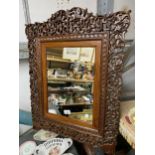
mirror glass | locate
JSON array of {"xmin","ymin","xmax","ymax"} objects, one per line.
[{"xmin": 46, "ymin": 47, "xmax": 95, "ymax": 124}]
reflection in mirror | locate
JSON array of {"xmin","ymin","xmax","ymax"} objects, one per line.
[{"xmin": 46, "ymin": 47, "xmax": 95, "ymax": 124}]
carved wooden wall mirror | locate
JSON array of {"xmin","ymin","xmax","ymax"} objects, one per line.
[{"xmin": 26, "ymin": 7, "xmax": 130, "ymax": 155}]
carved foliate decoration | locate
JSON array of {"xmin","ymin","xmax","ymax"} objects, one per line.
[{"xmin": 25, "ymin": 7, "xmax": 130, "ymax": 147}]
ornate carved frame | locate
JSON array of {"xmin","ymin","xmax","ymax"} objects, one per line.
[{"xmin": 26, "ymin": 7, "xmax": 130, "ymax": 152}]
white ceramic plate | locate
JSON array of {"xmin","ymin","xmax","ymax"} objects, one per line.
[
  {"xmin": 34, "ymin": 138, "xmax": 73, "ymax": 155},
  {"xmin": 19, "ymin": 141, "xmax": 36, "ymax": 155},
  {"xmin": 33, "ymin": 129, "xmax": 58, "ymax": 141}
]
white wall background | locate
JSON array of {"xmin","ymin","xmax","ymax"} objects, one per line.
[
  {"xmin": 20, "ymin": 0, "xmax": 135, "ymax": 42},
  {"xmin": 19, "ymin": 59, "xmax": 31, "ymax": 111},
  {"xmin": 114, "ymin": 0, "xmax": 135, "ymax": 39},
  {"xmin": 29, "ymin": 0, "xmax": 97, "ymax": 23},
  {"xmin": 113, "ymin": 0, "xmax": 135, "ymax": 95},
  {"xmin": 19, "ymin": 0, "xmax": 97, "ymax": 42},
  {"xmin": 19, "ymin": 0, "xmax": 135, "ymax": 112},
  {"xmin": 19, "ymin": 0, "xmax": 27, "ymax": 42}
]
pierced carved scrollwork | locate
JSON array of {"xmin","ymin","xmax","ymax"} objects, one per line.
[{"xmin": 26, "ymin": 7, "xmax": 130, "ymax": 147}]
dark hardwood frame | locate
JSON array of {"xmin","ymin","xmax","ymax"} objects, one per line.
[{"xmin": 26, "ymin": 7, "xmax": 131, "ymax": 155}]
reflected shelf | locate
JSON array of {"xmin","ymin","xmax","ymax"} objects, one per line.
[
  {"xmin": 48, "ymin": 89, "xmax": 89, "ymax": 94},
  {"xmin": 59, "ymin": 103, "xmax": 93, "ymax": 107},
  {"xmin": 47, "ymin": 56, "xmax": 72, "ymax": 63},
  {"xmin": 48, "ymin": 77, "xmax": 94, "ymax": 83},
  {"xmin": 47, "ymin": 55, "xmax": 94, "ymax": 65},
  {"xmin": 69, "ymin": 111, "xmax": 92, "ymax": 124},
  {"xmin": 48, "ymin": 86, "xmax": 90, "ymax": 94}
]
